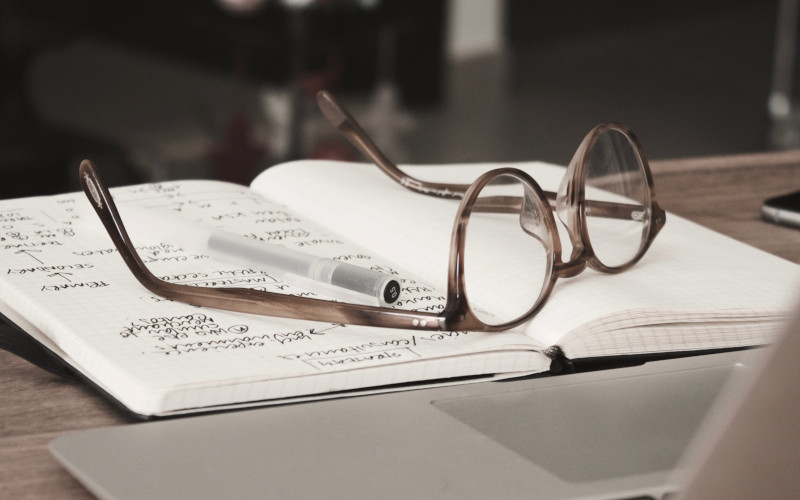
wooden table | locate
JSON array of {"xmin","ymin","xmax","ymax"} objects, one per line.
[{"xmin": 3, "ymin": 152, "xmax": 800, "ymax": 498}]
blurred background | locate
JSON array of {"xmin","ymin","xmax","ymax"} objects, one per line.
[{"xmin": 0, "ymin": 0, "xmax": 795, "ymax": 198}]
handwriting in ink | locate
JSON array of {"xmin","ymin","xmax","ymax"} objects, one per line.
[
  {"xmin": 152, "ymin": 327, "xmax": 324, "ymax": 355},
  {"xmin": 40, "ymin": 281, "xmax": 109, "ymax": 292},
  {"xmin": 8, "ymin": 263, "xmax": 94, "ymax": 275},
  {"xmin": 250, "ymin": 210, "xmax": 301, "ymax": 224},
  {"xmin": 14, "ymin": 249, "xmax": 43, "ymax": 264},
  {"xmin": 408, "ymin": 304, "xmax": 445, "ymax": 313},
  {"xmin": 47, "ymin": 272, "xmax": 73, "ymax": 282},
  {"xmin": 403, "ymin": 285, "xmax": 439, "ymax": 294},
  {"xmin": 251, "ymin": 209, "xmax": 291, "ymax": 216},
  {"xmin": 255, "ymin": 215, "xmax": 302, "ymax": 224},
  {"xmin": 279, "ymin": 338, "xmax": 415, "ymax": 361},
  {"xmin": 297, "ymin": 348, "xmax": 419, "ymax": 370},
  {"xmin": 144, "ymin": 254, "xmax": 208, "ymax": 264},
  {"xmin": 33, "ymin": 228, "xmax": 75, "ymax": 239},
  {"xmin": 159, "ymin": 272, "xmax": 277, "ymax": 288},
  {"xmin": 242, "ymin": 229, "xmax": 310, "ymax": 242},
  {"xmin": 332, "ymin": 254, "xmax": 372, "ymax": 262},
  {"xmin": 3, "ymin": 240, "xmax": 62, "ymax": 250},
  {"xmin": 370, "ymin": 264, "xmax": 399, "ymax": 275},
  {"xmin": 394, "ymin": 295, "xmax": 446, "ymax": 308},
  {"xmin": 211, "ymin": 212, "xmax": 247, "ymax": 221},
  {"xmin": 293, "ymin": 238, "xmax": 343, "ymax": 248},
  {"xmin": 2, "ymin": 231, "xmax": 27, "ymax": 241},
  {"xmin": 418, "ymin": 331, "xmax": 472, "ymax": 342},
  {"xmin": 73, "ymin": 248, "xmax": 117, "ymax": 257},
  {"xmin": 215, "ymin": 268, "xmax": 265, "ymax": 278},
  {"xmin": 126, "ymin": 183, "xmax": 182, "ymax": 196},
  {"xmin": 0, "ymin": 216, "xmax": 32, "ymax": 225},
  {"xmin": 136, "ymin": 243, "xmax": 183, "ymax": 257},
  {"xmin": 155, "ymin": 335, "xmax": 271, "ymax": 354},
  {"xmin": 119, "ymin": 313, "xmax": 223, "ymax": 341}
]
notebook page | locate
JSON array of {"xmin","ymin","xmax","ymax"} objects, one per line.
[
  {"xmin": 529, "ymin": 212, "xmax": 800, "ymax": 357},
  {"xmin": 252, "ymin": 160, "xmax": 800, "ymax": 357},
  {"xmin": 252, "ymin": 161, "xmax": 569, "ymax": 317},
  {"xmin": 0, "ymin": 181, "xmax": 541, "ymax": 415}
]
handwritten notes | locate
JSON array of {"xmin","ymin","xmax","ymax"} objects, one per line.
[{"xmin": 0, "ymin": 180, "xmax": 536, "ymax": 414}]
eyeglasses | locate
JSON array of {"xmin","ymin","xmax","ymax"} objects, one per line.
[{"xmin": 79, "ymin": 91, "xmax": 666, "ymax": 333}]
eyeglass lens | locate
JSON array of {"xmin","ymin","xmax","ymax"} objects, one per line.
[
  {"xmin": 582, "ymin": 129, "xmax": 650, "ymax": 268},
  {"xmin": 462, "ymin": 173, "xmax": 554, "ymax": 326},
  {"xmin": 462, "ymin": 128, "xmax": 651, "ymax": 327}
]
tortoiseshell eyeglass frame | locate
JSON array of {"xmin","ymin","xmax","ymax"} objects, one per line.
[{"xmin": 78, "ymin": 92, "xmax": 665, "ymax": 335}]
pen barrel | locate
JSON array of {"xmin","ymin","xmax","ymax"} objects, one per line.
[
  {"xmin": 118, "ymin": 204, "xmax": 215, "ymax": 251},
  {"xmin": 208, "ymin": 232, "xmax": 317, "ymax": 276},
  {"xmin": 116, "ymin": 204, "xmax": 400, "ymax": 305},
  {"xmin": 208, "ymin": 232, "xmax": 400, "ymax": 306}
]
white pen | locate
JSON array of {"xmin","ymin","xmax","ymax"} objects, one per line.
[{"xmin": 117, "ymin": 204, "xmax": 401, "ymax": 307}]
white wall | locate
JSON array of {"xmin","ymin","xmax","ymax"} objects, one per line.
[{"xmin": 447, "ymin": 0, "xmax": 505, "ymax": 60}]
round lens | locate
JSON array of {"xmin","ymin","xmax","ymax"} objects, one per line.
[
  {"xmin": 584, "ymin": 128, "xmax": 650, "ymax": 268},
  {"xmin": 462, "ymin": 174, "xmax": 552, "ymax": 326}
]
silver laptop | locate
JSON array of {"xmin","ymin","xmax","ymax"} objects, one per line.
[{"xmin": 50, "ymin": 314, "xmax": 799, "ymax": 499}]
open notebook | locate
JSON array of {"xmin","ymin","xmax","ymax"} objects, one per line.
[{"xmin": 1, "ymin": 160, "xmax": 798, "ymax": 417}]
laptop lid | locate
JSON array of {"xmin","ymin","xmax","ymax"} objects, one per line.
[
  {"xmin": 50, "ymin": 349, "xmax": 752, "ymax": 499},
  {"xmin": 672, "ymin": 301, "xmax": 800, "ymax": 499}
]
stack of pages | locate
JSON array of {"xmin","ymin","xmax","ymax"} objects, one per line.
[{"xmin": 1, "ymin": 160, "xmax": 797, "ymax": 417}]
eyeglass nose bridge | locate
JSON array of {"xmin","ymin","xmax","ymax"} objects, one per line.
[
  {"xmin": 554, "ymin": 259, "xmax": 586, "ymax": 279},
  {"xmin": 517, "ymin": 183, "xmax": 588, "ymax": 285}
]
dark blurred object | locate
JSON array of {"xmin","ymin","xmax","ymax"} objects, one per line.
[
  {"xmin": 208, "ymin": 112, "xmax": 266, "ymax": 182},
  {"xmin": 5, "ymin": 0, "xmax": 444, "ymax": 105},
  {"xmin": 505, "ymin": 0, "xmax": 759, "ymax": 45},
  {"xmin": 0, "ymin": 0, "xmax": 446, "ymax": 196}
]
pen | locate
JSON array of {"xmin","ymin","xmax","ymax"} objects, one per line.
[{"xmin": 117, "ymin": 204, "xmax": 402, "ymax": 307}]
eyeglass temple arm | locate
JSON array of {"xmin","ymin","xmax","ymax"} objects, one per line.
[
  {"xmin": 79, "ymin": 159, "xmax": 292, "ymax": 315},
  {"xmin": 317, "ymin": 90, "xmax": 471, "ymax": 199},
  {"xmin": 317, "ymin": 90, "xmax": 643, "ymax": 221},
  {"xmin": 77, "ymin": 160, "xmax": 444, "ymax": 331},
  {"xmin": 474, "ymin": 194, "xmax": 643, "ymax": 221}
]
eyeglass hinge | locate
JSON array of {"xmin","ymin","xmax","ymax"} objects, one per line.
[{"xmin": 544, "ymin": 345, "xmax": 563, "ymax": 360}]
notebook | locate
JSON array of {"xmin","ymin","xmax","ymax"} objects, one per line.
[{"xmin": 2, "ymin": 160, "xmax": 799, "ymax": 418}]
